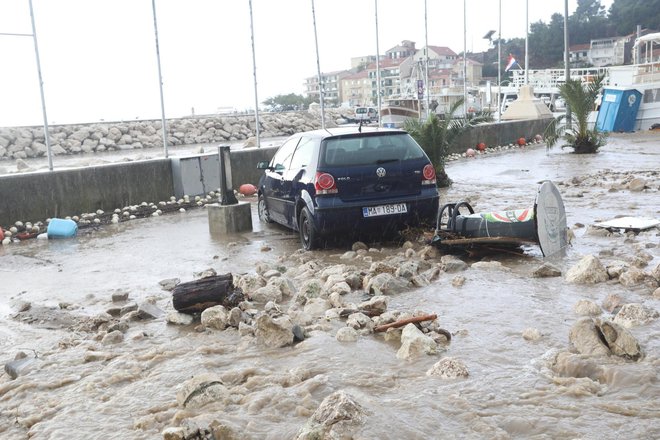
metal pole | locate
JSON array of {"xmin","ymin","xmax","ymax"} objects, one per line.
[
  {"xmin": 424, "ymin": 0, "xmax": 429, "ymax": 119},
  {"xmin": 524, "ymin": 0, "xmax": 529, "ymax": 85},
  {"xmin": 28, "ymin": 0, "xmax": 53, "ymax": 171},
  {"xmin": 497, "ymin": 0, "xmax": 501, "ymax": 121},
  {"xmin": 564, "ymin": 0, "xmax": 570, "ymax": 122},
  {"xmin": 463, "ymin": 0, "xmax": 467, "ymax": 116},
  {"xmin": 248, "ymin": 0, "xmax": 261, "ymax": 147},
  {"xmin": 375, "ymin": 0, "xmax": 382, "ymax": 127},
  {"xmin": 310, "ymin": 0, "xmax": 325, "ymax": 129},
  {"xmin": 151, "ymin": 0, "xmax": 169, "ymax": 158}
]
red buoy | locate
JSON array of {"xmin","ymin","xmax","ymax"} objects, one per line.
[
  {"xmin": 476, "ymin": 142, "xmax": 486, "ymax": 151},
  {"xmin": 239, "ymin": 183, "xmax": 258, "ymax": 196},
  {"xmin": 517, "ymin": 137, "xmax": 527, "ymax": 146}
]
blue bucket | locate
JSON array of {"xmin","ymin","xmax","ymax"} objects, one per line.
[{"xmin": 47, "ymin": 218, "xmax": 78, "ymax": 238}]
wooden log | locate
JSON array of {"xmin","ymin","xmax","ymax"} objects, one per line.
[
  {"xmin": 172, "ymin": 274, "xmax": 244, "ymax": 313},
  {"xmin": 374, "ymin": 314, "xmax": 438, "ymax": 333}
]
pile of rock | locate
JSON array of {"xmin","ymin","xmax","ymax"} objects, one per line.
[{"xmin": 0, "ymin": 108, "xmax": 346, "ymax": 160}]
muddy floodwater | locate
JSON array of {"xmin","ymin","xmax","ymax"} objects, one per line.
[{"xmin": 0, "ymin": 133, "xmax": 659, "ymax": 439}]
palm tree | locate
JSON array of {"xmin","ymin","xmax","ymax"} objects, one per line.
[
  {"xmin": 404, "ymin": 98, "xmax": 492, "ymax": 187},
  {"xmin": 544, "ymin": 76, "xmax": 607, "ymax": 154}
]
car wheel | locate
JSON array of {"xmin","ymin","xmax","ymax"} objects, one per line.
[
  {"xmin": 299, "ymin": 207, "xmax": 319, "ymax": 250},
  {"xmin": 258, "ymin": 194, "xmax": 272, "ymax": 223}
]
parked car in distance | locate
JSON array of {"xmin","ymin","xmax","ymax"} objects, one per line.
[
  {"xmin": 354, "ymin": 106, "xmax": 378, "ymax": 122},
  {"xmin": 256, "ymin": 127, "xmax": 440, "ymax": 250}
]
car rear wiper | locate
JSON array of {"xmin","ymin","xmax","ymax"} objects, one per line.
[{"xmin": 375, "ymin": 158, "xmax": 399, "ymax": 164}]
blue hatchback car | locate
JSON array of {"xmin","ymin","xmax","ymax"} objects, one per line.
[{"xmin": 256, "ymin": 127, "xmax": 440, "ymax": 250}]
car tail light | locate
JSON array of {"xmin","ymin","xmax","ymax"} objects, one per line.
[
  {"xmin": 422, "ymin": 164, "xmax": 436, "ymax": 185},
  {"xmin": 314, "ymin": 172, "xmax": 338, "ymax": 195}
]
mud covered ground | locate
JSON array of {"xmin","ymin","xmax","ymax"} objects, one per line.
[{"xmin": 0, "ymin": 132, "xmax": 658, "ymax": 440}]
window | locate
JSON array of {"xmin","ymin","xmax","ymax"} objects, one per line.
[
  {"xmin": 289, "ymin": 137, "xmax": 316, "ymax": 170},
  {"xmin": 271, "ymin": 137, "xmax": 300, "ymax": 171}
]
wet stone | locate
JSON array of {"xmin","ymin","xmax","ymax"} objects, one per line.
[
  {"xmin": 254, "ymin": 314, "xmax": 294, "ymax": 348},
  {"xmin": 201, "ymin": 305, "xmax": 229, "ymax": 330},
  {"xmin": 597, "ymin": 319, "xmax": 643, "ymax": 361},
  {"xmin": 111, "ymin": 290, "xmax": 130, "ymax": 302},
  {"xmin": 569, "ymin": 318, "xmax": 610, "ymax": 356},
  {"xmin": 336, "ymin": 326, "xmax": 358, "ymax": 342},
  {"xmin": 101, "ymin": 330, "xmax": 124, "ymax": 345},
  {"xmin": 452, "ymin": 275, "xmax": 466, "ymax": 287},
  {"xmin": 4, "ymin": 354, "xmax": 37, "ymax": 380},
  {"xmin": 292, "ymin": 324, "xmax": 306, "ymax": 342},
  {"xmin": 296, "ymin": 391, "xmax": 365, "ymax": 440},
  {"xmin": 107, "ymin": 321, "xmax": 129, "ymax": 333},
  {"xmin": 522, "ymin": 328, "xmax": 541, "ymax": 341},
  {"xmin": 176, "ymin": 373, "xmax": 229, "ymax": 409},
  {"xmin": 358, "ymin": 295, "xmax": 388, "ymax": 315},
  {"xmin": 262, "ymin": 269, "xmax": 281, "ymax": 279},
  {"xmin": 167, "ymin": 311, "xmax": 194, "ymax": 326},
  {"xmin": 426, "ymin": 357, "xmax": 469, "ymax": 379},
  {"xmin": 613, "ymin": 303, "xmax": 659, "ymax": 328},
  {"xmin": 351, "ymin": 241, "xmax": 368, "ymax": 251},
  {"xmin": 397, "ymin": 323, "xmax": 438, "ymax": 360},
  {"xmin": 602, "ymin": 293, "xmax": 624, "ymax": 313},
  {"xmin": 106, "ymin": 306, "xmax": 122, "ymax": 317},
  {"xmin": 137, "ymin": 302, "xmax": 164, "ymax": 319},
  {"xmin": 619, "ymin": 267, "xmax": 650, "ymax": 287},
  {"xmin": 532, "ymin": 262, "xmax": 562, "ymax": 278},
  {"xmin": 566, "ymin": 255, "xmax": 609, "ymax": 284},
  {"xmin": 158, "ymin": 278, "xmax": 180, "ymax": 291},
  {"xmin": 573, "ymin": 299, "xmax": 602, "ymax": 316},
  {"xmin": 120, "ymin": 303, "xmax": 138, "ymax": 316}
]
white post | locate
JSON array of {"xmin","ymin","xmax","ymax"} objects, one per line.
[
  {"xmin": 28, "ymin": 0, "xmax": 53, "ymax": 171},
  {"xmin": 310, "ymin": 0, "xmax": 325, "ymax": 129},
  {"xmin": 151, "ymin": 0, "xmax": 169, "ymax": 158},
  {"xmin": 248, "ymin": 0, "xmax": 261, "ymax": 147},
  {"xmin": 375, "ymin": 0, "xmax": 382, "ymax": 127}
]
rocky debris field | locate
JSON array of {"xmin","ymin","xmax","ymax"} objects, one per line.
[{"xmin": 0, "ymin": 108, "xmax": 347, "ymax": 161}]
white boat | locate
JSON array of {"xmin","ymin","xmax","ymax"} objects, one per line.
[
  {"xmin": 380, "ymin": 96, "xmax": 421, "ymax": 128},
  {"xmin": 607, "ymin": 32, "xmax": 660, "ymax": 130}
]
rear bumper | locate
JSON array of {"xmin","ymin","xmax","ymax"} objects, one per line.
[{"xmin": 313, "ymin": 191, "xmax": 439, "ymax": 235}]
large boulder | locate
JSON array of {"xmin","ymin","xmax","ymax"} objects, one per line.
[
  {"xmin": 613, "ymin": 303, "xmax": 659, "ymax": 328},
  {"xmin": 296, "ymin": 391, "xmax": 366, "ymax": 440},
  {"xmin": 396, "ymin": 323, "xmax": 438, "ymax": 360},
  {"xmin": 566, "ymin": 255, "xmax": 608, "ymax": 284},
  {"xmin": 254, "ymin": 314, "xmax": 294, "ymax": 348},
  {"xmin": 568, "ymin": 317, "xmax": 610, "ymax": 356},
  {"xmin": 176, "ymin": 373, "xmax": 228, "ymax": 409},
  {"xmin": 598, "ymin": 320, "xmax": 643, "ymax": 361}
]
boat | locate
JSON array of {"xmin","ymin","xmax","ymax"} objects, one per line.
[
  {"xmin": 606, "ymin": 32, "xmax": 660, "ymax": 130},
  {"xmin": 380, "ymin": 96, "xmax": 421, "ymax": 128}
]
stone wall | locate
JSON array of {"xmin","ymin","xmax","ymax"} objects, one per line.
[{"xmin": 0, "ymin": 108, "xmax": 348, "ymax": 160}]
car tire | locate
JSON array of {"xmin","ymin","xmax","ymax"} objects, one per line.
[
  {"xmin": 258, "ymin": 194, "xmax": 272, "ymax": 223},
  {"xmin": 299, "ymin": 207, "xmax": 319, "ymax": 250}
]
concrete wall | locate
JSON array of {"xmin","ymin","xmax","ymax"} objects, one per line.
[
  {"xmin": 0, "ymin": 119, "xmax": 549, "ymax": 226},
  {"xmin": 449, "ymin": 118, "xmax": 552, "ymax": 154}
]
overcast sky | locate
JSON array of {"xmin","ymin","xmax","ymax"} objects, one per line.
[{"xmin": 0, "ymin": 0, "xmax": 612, "ymax": 127}]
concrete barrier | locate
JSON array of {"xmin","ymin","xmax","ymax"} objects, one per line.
[{"xmin": 0, "ymin": 119, "xmax": 550, "ymax": 226}]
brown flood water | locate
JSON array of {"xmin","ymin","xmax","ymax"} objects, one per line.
[{"xmin": 0, "ymin": 132, "xmax": 658, "ymax": 439}]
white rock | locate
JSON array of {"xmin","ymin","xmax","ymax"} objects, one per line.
[
  {"xmin": 566, "ymin": 255, "xmax": 609, "ymax": 284},
  {"xmin": 336, "ymin": 326, "xmax": 359, "ymax": 342},
  {"xmin": 200, "ymin": 305, "xmax": 230, "ymax": 330},
  {"xmin": 426, "ymin": 357, "xmax": 469, "ymax": 378},
  {"xmin": 573, "ymin": 299, "xmax": 602, "ymax": 316},
  {"xmin": 613, "ymin": 303, "xmax": 659, "ymax": 328},
  {"xmin": 396, "ymin": 323, "xmax": 438, "ymax": 360}
]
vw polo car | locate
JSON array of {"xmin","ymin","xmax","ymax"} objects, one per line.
[{"xmin": 256, "ymin": 127, "xmax": 439, "ymax": 250}]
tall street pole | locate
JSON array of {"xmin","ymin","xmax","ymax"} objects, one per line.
[
  {"xmin": 463, "ymin": 0, "xmax": 467, "ymax": 116},
  {"xmin": 28, "ymin": 0, "xmax": 53, "ymax": 171},
  {"xmin": 564, "ymin": 0, "xmax": 571, "ymax": 123},
  {"xmin": 424, "ymin": 0, "xmax": 429, "ymax": 118},
  {"xmin": 151, "ymin": 0, "xmax": 169, "ymax": 158},
  {"xmin": 248, "ymin": 0, "xmax": 261, "ymax": 147},
  {"xmin": 375, "ymin": 0, "xmax": 382, "ymax": 127},
  {"xmin": 525, "ymin": 0, "xmax": 529, "ymax": 85},
  {"xmin": 311, "ymin": 0, "xmax": 325, "ymax": 129},
  {"xmin": 497, "ymin": 0, "xmax": 502, "ymax": 121}
]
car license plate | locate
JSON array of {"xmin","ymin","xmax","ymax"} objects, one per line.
[{"xmin": 362, "ymin": 203, "xmax": 408, "ymax": 217}]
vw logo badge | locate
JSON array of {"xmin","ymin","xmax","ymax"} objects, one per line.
[{"xmin": 376, "ymin": 167, "xmax": 386, "ymax": 178}]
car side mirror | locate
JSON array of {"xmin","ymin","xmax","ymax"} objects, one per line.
[{"xmin": 257, "ymin": 161, "xmax": 271, "ymax": 170}]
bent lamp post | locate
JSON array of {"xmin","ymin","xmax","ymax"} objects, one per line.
[{"xmin": 433, "ymin": 181, "xmax": 567, "ymax": 258}]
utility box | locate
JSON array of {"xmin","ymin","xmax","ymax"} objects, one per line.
[
  {"xmin": 596, "ymin": 87, "xmax": 642, "ymax": 133},
  {"xmin": 170, "ymin": 153, "xmax": 220, "ymax": 198}
]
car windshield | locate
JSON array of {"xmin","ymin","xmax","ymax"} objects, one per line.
[{"xmin": 321, "ymin": 133, "xmax": 426, "ymax": 166}]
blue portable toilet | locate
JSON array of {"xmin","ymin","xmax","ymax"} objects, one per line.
[{"xmin": 596, "ymin": 87, "xmax": 642, "ymax": 132}]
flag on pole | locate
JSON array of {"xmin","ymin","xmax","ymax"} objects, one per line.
[{"xmin": 505, "ymin": 54, "xmax": 519, "ymax": 72}]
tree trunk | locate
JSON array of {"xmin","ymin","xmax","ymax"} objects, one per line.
[{"xmin": 172, "ymin": 274, "xmax": 244, "ymax": 313}]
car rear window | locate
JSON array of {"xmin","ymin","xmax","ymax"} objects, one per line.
[{"xmin": 321, "ymin": 133, "xmax": 426, "ymax": 166}]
